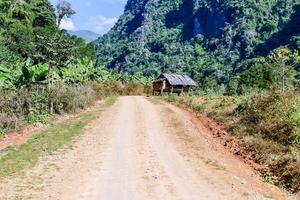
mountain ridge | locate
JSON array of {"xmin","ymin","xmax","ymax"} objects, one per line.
[
  {"xmin": 69, "ymin": 30, "xmax": 100, "ymax": 42},
  {"xmin": 94, "ymin": 0, "xmax": 300, "ymax": 82}
]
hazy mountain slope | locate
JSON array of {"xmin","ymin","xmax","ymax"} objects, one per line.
[
  {"xmin": 94, "ymin": 0, "xmax": 300, "ymax": 81},
  {"xmin": 68, "ymin": 30, "xmax": 100, "ymax": 42}
]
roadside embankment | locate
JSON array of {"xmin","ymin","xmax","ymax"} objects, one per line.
[{"xmin": 163, "ymin": 91, "xmax": 300, "ymax": 194}]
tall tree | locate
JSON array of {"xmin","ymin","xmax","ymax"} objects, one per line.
[
  {"xmin": 55, "ymin": 0, "xmax": 75, "ymax": 27},
  {"xmin": 34, "ymin": 29, "xmax": 76, "ymax": 114},
  {"xmin": 268, "ymin": 48, "xmax": 299, "ymax": 91},
  {"xmin": 32, "ymin": 0, "xmax": 56, "ymax": 27}
]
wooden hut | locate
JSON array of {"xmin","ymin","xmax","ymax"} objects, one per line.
[{"xmin": 153, "ymin": 73, "xmax": 197, "ymax": 95}]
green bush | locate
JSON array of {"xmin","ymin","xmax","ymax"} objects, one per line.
[
  {"xmin": 235, "ymin": 90, "xmax": 300, "ymax": 191},
  {"xmin": 25, "ymin": 87, "xmax": 50, "ymax": 123},
  {"xmin": 192, "ymin": 103, "xmax": 205, "ymax": 112},
  {"xmin": 0, "ymin": 88, "xmax": 33, "ymax": 131},
  {"xmin": 236, "ymin": 90, "xmax": 300, "ymax": 145},
  {"xmin": 164, "ymin": 94, "xmax": 179, "ymax": 103},
  {"xmin": 0, "ymin": 81, "xmax": 151, "ymax": 134},
  {"xmin": 288, "ymin": 106, "xmax": 300, "ymax": 146},
  {"xmin": 0, "ymin": 125, "xmax": 4, "ymax": 137},
  {"xmin": 0, "ymin": 84, "xmax": 98, "ymax": 133}
]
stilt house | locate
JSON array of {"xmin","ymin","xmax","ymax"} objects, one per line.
[{"xmin": 153, "ymin": 73, "xmax": 197, "ymax": 95}]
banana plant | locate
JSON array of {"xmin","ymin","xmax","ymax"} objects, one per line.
[
  {"xmin": 130, "ymin": 72, "xmax": 153, "ymax": 85},
  {"xmin": 61, "ymin": 58, "xmax": 93, "ymax": 85},
  {"xmin": 0, "ymin": 60, "xmax": 49, "ymax": 89},
  {"xmin": 107, "ymin": 71, "xmax": 122, "ymax": 83},
  {"xmin": 0, "ymin": 65, "xmax": 14, "ymax": 89},
  {"xmin": 16, "ymin": 63, "xmax": 49, "ymax": 87},
  {"xmin": 94, "ymin": 65, "xmax": 116, "ymax": 83}
]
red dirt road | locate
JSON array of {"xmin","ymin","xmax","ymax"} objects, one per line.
[{"xmin": 0, "ymin": 96, "xmax": 295, "ymax": 200}]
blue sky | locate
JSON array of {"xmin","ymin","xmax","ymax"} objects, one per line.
[{"xmin": 50, "ymin": 0, "xmax": 127, "ymax": 35}]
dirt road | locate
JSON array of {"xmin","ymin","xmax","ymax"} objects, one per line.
[{"xmin": 0, "ymin": 96, "xmax": 295, "ymax": 200}]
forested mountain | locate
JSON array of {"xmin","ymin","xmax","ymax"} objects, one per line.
[
  {"xmin": 0, "ymin": 0, "xmax": 96, "ymax": 68},
  {"xmin": 68, "ymin": 30, "xmax": 99, "ymax": 42},
  {"xmin": 94, "ymin": 0, "xmax": 300, "ymax": 86}
]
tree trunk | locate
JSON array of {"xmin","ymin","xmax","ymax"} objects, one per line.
[
  {"xmin": 48, "ymin": 65, "xmax": 54, "ymax": 115},
  {"xmin": 57, "ymin": 15, "xmax": 63, "ymax": 27},
  {"xmin": 282, "ymin": 64, "xmax": 285, "ymax": 92}
]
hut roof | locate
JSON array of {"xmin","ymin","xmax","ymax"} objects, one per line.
[{"xmin": 154, "ymin": 73, "xmax": 197, "ymax": 86}]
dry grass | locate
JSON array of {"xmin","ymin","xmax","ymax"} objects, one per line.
[
  {"xmin": 164, "ymin": 92, "xmax": 300, "ymax": 192},
  {"xmin": 0, "ymin": 82, "xmax": 151, "ymax": 135}
]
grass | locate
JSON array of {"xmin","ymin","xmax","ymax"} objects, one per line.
[
  {"xmin": 162, "ymin": 92, "xmax": 300, "ymax": 192},
  {"xmin": 104, "ymin": 96, "xmax": 117, "ymax": 107},
  {"xmin": 0, "ymin": 96, "xmax": 117, "ymax": 177}
]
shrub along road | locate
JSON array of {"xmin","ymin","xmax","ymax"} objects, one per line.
[{"xmin": 0, "ymin": 96, "xmax": 296, "ymax": 200}]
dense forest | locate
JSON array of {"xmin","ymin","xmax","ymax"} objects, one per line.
[
  {"xmin": 0, "ymin": 0, "xmax": 97, "ymax": 84},
  {"xmin": 0, "ymin": 0, "xmax": 151, "ymax": 134},
  {"xmin": 95, "ymin": 0, "xmax": 300, "ymax": 94}
]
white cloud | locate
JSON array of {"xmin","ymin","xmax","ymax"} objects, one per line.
[
  {"xmin": 96, "ymin": 16, "xmax": 118, "ymax": 26},
  {"xmin": 90, "ymin": 16, "xmax": 118, "ymax": 34},
  {"xmin": 60, "ymin": 19, "xmax": 75, "ymax": 30}
]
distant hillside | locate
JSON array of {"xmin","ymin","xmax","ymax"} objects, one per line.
[
  {"xmin": 69, "ymin": 30, "xmax": 100, "ymax": 42},
  {"xmin": 94, "ymin": 0, "xmax": 300, "ymax": 81}
]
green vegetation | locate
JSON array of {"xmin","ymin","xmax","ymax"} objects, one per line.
[
  {"xmin": 0, "ymin": 80, "xmax": 151, "ymax": 134},
  {"xmin": 0, "ymin": 0, "xmax": 95, "ymax": 66},
  {"xmin": 264, "ymin": 172, "xmax": 274, "ymax": 184},
  {"xmin": 1, "ymin": 0, "xmax": 300, "ymax": 194},
  {"xmin": 0, "ymin": 0, "xmax": 153, "ymax": 134},
  {"xmin": 0, "ymin": 96, "xmax": 116, "ymax": 177},
  {"xmin": 164, "ymin": 92, "xmax": 300, "ymax": 192},
  {"xmin": 104, "ymin": 96, "xmax": 117, "ymax": 107},
  {"xmin": 105, "ymin": 3, "xmax": 300, "ymax": 192},
  {"xmin": 236, "ymin": 91, "xmax": 300, "ymax": 147},
  {"xmin": 95, "ymin": 0, "xmax": 300, "ymax": 93}
]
